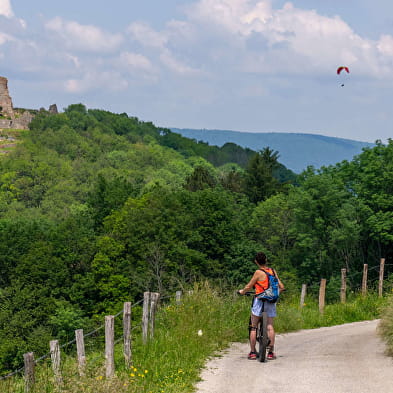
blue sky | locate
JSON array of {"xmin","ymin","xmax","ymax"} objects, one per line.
[{"xmin": 2, "ymin": 0, "xmax": 393, "ymax": 142}]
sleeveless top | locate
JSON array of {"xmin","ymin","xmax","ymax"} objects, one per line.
[{"xmin": 254, "ymin": 267, "xmax": 275, "ymax": 295}]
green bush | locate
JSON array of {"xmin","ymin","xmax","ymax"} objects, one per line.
[
  {"xmin": 0, "ymin": 286, "xmax": 386, "ymax": 393},
  {"xmin": 378, "ymin": 295, "xmax": 393, "ymax": 356}
]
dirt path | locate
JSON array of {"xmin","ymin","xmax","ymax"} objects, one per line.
[{"xmin": 195, "ymin": 320, "xmax": 393, "ymax": 393}]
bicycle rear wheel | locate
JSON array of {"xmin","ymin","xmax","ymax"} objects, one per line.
[{"xmin": 257, "ymin": 311, "xmax": 268, "ymax": 362}]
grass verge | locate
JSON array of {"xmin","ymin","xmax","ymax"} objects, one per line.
[
  {"xmin": 0, "ymin": 284, "xmax": 387, "ymax": 393},
  {"xmin": 377, "ymin": 295, "xmax": 393, "ymax": 356}
]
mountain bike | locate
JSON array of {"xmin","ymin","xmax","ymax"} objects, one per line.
[{"xmin": 238, "ymin": 291, "xmax": 270, "ymax": 362}]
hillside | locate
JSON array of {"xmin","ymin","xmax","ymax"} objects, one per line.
[
  {"xmin": 171, "ymin": 129, "xmax": 374, "ymax": 173},
  {"xmin": 0, "ymin": 129, "xmax": 23, "ymax": 154},
  {"xmin": 1, "ymin": 104, "xmax": 392, "ymax": 379}
]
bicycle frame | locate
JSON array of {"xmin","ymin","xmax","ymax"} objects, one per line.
[{"xmin": 245, "ymin": 293, "xmax": 269, "ymax": 362}]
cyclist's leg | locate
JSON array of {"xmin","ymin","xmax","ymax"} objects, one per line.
[
  {"xmin": 264, "ymin": 302, "xmax": 277, "ymax": 354},
  {"xmin": 249, "ymin": 297, "xmax": 264, "ymax": 356},
  {"xmin": 249, "ymin": 313, "xmax": 260, "ymax": 353},
  {"xmin": 266, "ymin": 316, "xmax": 275, "ymax": 348}
]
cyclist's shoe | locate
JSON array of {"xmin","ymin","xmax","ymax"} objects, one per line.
[
  {"xmin": 267, "ymin": 352, "xmax": 276, "ymax": 360},
  {"xmin": 248, "ymin": 351, "xmax": 257, "ymax": 360}
]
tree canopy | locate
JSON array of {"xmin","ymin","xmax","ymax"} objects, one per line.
[{"xmin": 0, "ymin": 105, "xmax": 391, "ymax": 373}]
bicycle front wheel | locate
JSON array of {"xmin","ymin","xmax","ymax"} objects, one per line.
[{"xmin": 257, "ymin": 311, "xmax": 268, "ymax": 362}]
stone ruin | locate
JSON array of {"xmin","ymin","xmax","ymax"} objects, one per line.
[
  {"xmin": 0, "ymin": 76, "xmax": 57, "ymax": 130},
  {"xmin": 0, "ymin": 76, "xmax": 13, "ymax": 117},
  {"xmin": 49, "ymin": 104, "xmax": 58, "ymax": 114}
]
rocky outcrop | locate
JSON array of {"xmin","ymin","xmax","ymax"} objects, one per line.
[
  {"xmin": 49, "ymin": 104, "xmax": 58, "ymax": 114},
  {"xmin": 0, "ymin": 76, "xmax": 58, "ymax": 130},
  {"xmin": 12, "ymin": 111, "xmax": 35, "ymax": 129},
  {"xmin": 0, "ymin": 119, "xmax": 12, "ymax": 128},
  {"xmin": 0, "ymin": 76, "xmax": 14, "ymax": 119}
]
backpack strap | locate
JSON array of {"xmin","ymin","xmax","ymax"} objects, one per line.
[{"xmin": 260, "ymin": 268, "xmax": 276, "ymax": 277}]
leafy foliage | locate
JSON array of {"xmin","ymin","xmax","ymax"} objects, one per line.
[
  {"xmin": 245, "ymin": 147, "xmax": 282, "ymax": 203},
  {"xmin": 0, "ymin": 105, "xmax": 392, "ymax": 373}
]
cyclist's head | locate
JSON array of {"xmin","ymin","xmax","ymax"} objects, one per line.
[{"xmin": 254, "ymin": 252, "xmax": 267, "ymax": 266}]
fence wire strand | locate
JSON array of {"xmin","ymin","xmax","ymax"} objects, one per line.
[
  {"xmin": 0, "ymin": 295, "xmax": 151, "ymax": 381},
  {"xmin": 0, "ymin": 367, "xmax": 24, "ymax": 381},
  {"xmin": 1, "ymin": 273, "xmax": 389, "ymax": 382}
]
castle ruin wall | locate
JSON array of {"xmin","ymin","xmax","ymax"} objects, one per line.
[{"xmin": 0, "ymin": 76, "xmax": 14, "ymax": 118}]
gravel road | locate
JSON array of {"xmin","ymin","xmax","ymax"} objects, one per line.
[{"xmin": 195, "ymin": 320, "xmax": 393, "ymax": 393}]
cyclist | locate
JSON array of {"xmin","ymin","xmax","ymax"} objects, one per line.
[{"xmin": 238, "ymin": 252, "xmax": 284, "ymax": 360}]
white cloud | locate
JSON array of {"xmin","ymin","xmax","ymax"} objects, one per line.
[
  {"xmin": 166, "ymin": 20, "xmax": 196, "ymax": 42},
  {"xmin": 45, "ymin": 17, "xmax": 123, "ymax": 53},
  {"xmin": 377, "ymin": 35, "xmax": 393, "ymax": 57},
  {"xmin": 160, "ymin": 49, "xmax": 200, "ymax": 75},
  {"xmin": 65, "ymin": 54, "xmax": 80, "ymax": 68},
  {"xmin": 0, "ymin": 31, "xmax": 13, "ymax": 45},
  {"xmin": 64, "ymin": 79, "xmax": 82, "ymax": 93},
  {"xmin": 127, "ymin": 22, "xmax": 167, "ymax": 49},
  {"xmin": 65, "ymin": 71, "xmax": 128, "ymax": 93},
  {"xmin": 0, "ymin": 0, "xmax": 13, "ymax": 18},
  {"xmin": 186, "ymin": 0, "xmax": 255, "ymax": 33},
  {"xmin": 119, "ymin": 51, "xmax": 154, "ymax": 72},
  {"xmin": 127, "ymin": 21, "xmax": 201, "ymax": 76},
  {"xmin": 181, "ymin": 0, "xmax": 393, "ymax": 78},
  {"xmin": 5, "ymin": 0, "xmax": 393, "ymax": 122}
]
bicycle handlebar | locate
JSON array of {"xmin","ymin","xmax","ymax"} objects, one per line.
[
  {"xmin": 237, "ymin": 289, "xmax": 286, "ymax": 296},
  {"xmin": 237, "ymin": 290, "xmax": 255, "ymax": 296}
]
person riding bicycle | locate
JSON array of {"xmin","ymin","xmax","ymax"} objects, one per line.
[{"xmin": 238, "ymin": 252, "xmax": 284, "ymax": 360}]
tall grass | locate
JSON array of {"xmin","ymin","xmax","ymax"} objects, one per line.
[
  {"xmin": 0, "ymin": 284, "xmax": 387, "ymax": 393},
  {"xmin": 278, "ymin": 291, "xmax": 385, "ymax": 331},
  {"xmin": 378, "ymin": 295, "xmax": 393, "ymax": 356}
]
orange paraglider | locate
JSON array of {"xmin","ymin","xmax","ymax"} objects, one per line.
[
  {"xmin": 337, "ymin": 66, "xmax": 350, "ymax": 86},
  {"xmin": 337, "ymin": 66, "xmax": 350, "ymax": 75}
]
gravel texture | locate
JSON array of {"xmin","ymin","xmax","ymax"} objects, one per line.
[{"xmin": 195, "ymin": 320, "xmax": 393, "ymax": 393}]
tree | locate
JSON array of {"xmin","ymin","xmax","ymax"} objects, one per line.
[
  {"xmin": 88, "ymin": 174, "xmax": 136, "ymax": 228},
  {"xmin": 245, "ymin": 147, "xmax": 281, "ymax": 203},
  {"xmin": 250, "ymin": 193, "xmax": 294, "ymax": 270},
  {"xmin": 64, "ymin": 103, "xmax": 87, "ymax": 114},
  {"xmin": 340, "ymin": 141, "xmax": 393, "ymax": 248},
  {"xmin": 286, "ymin": 167, "xmax": 367, "ymax": 282},
  {"xmin": 184, "ymin": 166, "xmax": 217, "ymax": 191}
]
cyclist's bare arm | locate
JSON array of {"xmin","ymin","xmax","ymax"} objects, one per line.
[
  {"xmin": 238, "ymin": 270, "xmax": 264, "ymax": 295},
  {"xmin": 274, "ymin": 270, "xmax": 285, "ymax": 291}
]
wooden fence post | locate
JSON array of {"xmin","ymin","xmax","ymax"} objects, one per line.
[
  {"xmin": 105, "ymin": 315, "xmax": 115, "ymax": 378},
  {"xmin": 75, "ymin": 329, "xmax": 86, "ymax": 377},
  {"xmin": 149, "ymin": 293, "xmax": 160, "ymax": 339},
  {"xmin": 319, "ymin": 279, "xmax": 326, "ymax": 314},
  {"xmin": 142, "ymin": 292, "xmax": 150, "ymax": 344},
  {"xmin": 340, "ymin": 268, "xmax": 347, "ymax": 303},
  {"xmin": 379, "ymin": 258, "xmax": 385, "ymax": 297},
  {"xmin": 50, "ymin": 340, "xmax": 63, "ymax": 387},
  {"xmin": 176, "ymin": 290, "xmax": 182, "ymax": 305},
  {"xmin": 362, "ymin": 264, "xmax": 368, "ymax": 296},
  {"xmin": 23, "ymin": 352, "xmax": 35, "ymax": 393},
  {"xmin": 300, "ymin": 284, "xmax": 307, "ymax": 308},
  {"xmin": 123, "ymin": 302, "xmax": 132, "ymax": 367}
]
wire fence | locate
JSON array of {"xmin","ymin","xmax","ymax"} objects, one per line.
[
  {"xmin": 0, "ymin": 296, "xmax": 152, "ymax": 381},
  {"xmin": 0, "ymin": 263, "xmax": 390, "ymax": 384},
  {"xmin": 0, "ymin": 292, "xmax": 176, "ymax": 383},
  {"xmin": 304, "ymin": 263, "xmax": 393, "ymax": 293}
]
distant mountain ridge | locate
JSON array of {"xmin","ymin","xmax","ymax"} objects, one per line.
[{"xmin": 171, "ymin": 128, "xmax": 374, "ymax": 173}]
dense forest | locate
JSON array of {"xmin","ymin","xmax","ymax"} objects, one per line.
[{"xmin": 0, "ymin": 104, "xmax": 392, "ymax": 373}]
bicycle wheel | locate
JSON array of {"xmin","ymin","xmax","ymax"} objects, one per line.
[{"xmin": 257, "ymin": 311, "xmax": 268, "ymax": 362}]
